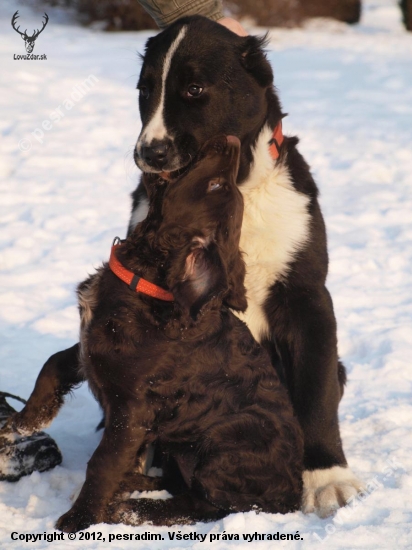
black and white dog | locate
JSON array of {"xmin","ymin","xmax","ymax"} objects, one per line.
[
  {"xmin": 3, "ymin": 15, "xmax": 362, "ymax": 519},
  {"xmin": 130, "ymin": 16, "xmax": 363, "ymax": 518}
]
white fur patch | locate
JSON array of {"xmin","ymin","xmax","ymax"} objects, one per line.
[
  {"xmin": 129, "ymin": 197, "xmax": 149, "ymax": 232},
  {"xmin": 235, "ymin": 126, "xmax": 311, "ymax": 342},
  {"xmin": 136, "ymin": 444, "xmax": 155, "ymax": 475},
  {"xmin": 302, "ymin": 466, "xmax": 365, "ymax": 518},
  {"xmin": 78, "ymin": 276, "xmax": 100, "ymax": 330},
  {"xmin": 138, "ymin": 27, "xmax": 187, "ymax": 147}
]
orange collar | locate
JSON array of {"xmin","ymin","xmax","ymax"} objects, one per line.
[
  {"xmin": 269, "ymin": 120, "xmax": 284, "ymax": 160},
  {"xmin": 109, "ymin": 239, "xmax": 174, "ymax": 302}
]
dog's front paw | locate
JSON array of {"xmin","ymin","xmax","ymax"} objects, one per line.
[
  {"xmin": 302, "ymin": 466, "xmax": 364, "ymax": 518},
  {"xmin": 55, "ymin": 508, "xmax": 99, "ymax": 533},
  {"xmin": 110, "ymin": 499, "xmax": 145, "ymax": 526},
  {"xmin": 110, "ymin": 498, "xmax": 183, "ymax": 527}
]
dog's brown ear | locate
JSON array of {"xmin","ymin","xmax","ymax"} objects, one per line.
[
  {"xmin": 172, "ymin": 241, "xmax": 247, "ymax": 318},
  {"xmin": 239, "ymin": 35, "xmax": 273, "ymax": 88},
  {"xmin": 172, "ymin": 241, "xmax": 228, "ymax": 320},
  {"xmin": 224, "ymin": 251, "xmax": 248, "ymax": 312}
]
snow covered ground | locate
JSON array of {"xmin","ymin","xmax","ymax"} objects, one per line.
[{"xmin": 1, "ymin": 0, "xmax": 411, "ymax": 548}]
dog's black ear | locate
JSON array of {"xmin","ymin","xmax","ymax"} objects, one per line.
[
  {"xmin": 173, "ymin": 241, "xmax": 228, "ymax": 320},
  {"xmin": 239, "ymin": 35, "xmax": 273, "ymax": 88}
]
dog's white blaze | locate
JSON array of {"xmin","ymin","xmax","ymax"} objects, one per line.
[
  {"xmin": 129, "ymin": 197, "xmax": 149, "ymax": 231},
  {"xmin": 140, "ymin": 27, "xmax": 187, "ymax": 145},
  {"xmin": 235, "ymin": 126, "xmax": 311, "ymax": 342}
]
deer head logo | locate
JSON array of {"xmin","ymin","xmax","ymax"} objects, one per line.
[{"xmin": 11, "ymin": 11, "xmax": 49, "ymax": 54}]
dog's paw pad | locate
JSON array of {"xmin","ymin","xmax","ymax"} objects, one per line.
[{"xmin": 302, "ymin": 466, "xmax": 364, "ymax": 518}]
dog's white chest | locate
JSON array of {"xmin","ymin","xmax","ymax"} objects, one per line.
[{"xmin": 235, "ymin": 127, "xmax": 311, "ymax": 342}]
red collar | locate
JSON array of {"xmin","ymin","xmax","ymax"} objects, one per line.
[
  {"xmin": 269, "ymin": 120, "xmax": 284, "ymax": 160},
  {"xmin": 109, "ymin": 239, "xmax": 174, "ymax": 302}
]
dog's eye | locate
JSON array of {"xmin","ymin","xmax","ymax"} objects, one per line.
[
  {"xmin": 207, "ymin": 178, "xmax": 222, "ymax": 192},
  {"xmin": 139, "ymin": 86, "xmax": 149, "ymax": 99},
  {"xmin": 187, "ymin": 84, "xmax": 203, "ymax": 97}
]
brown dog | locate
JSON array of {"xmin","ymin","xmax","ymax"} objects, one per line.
[{"xmin": 55, "ymin": 135, "xmax": 303, "ymax": 532}]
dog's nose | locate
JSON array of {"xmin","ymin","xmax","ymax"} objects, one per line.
[{"xmin": 141, "ymin": 142, "xmax": 169, "ymax": 167}]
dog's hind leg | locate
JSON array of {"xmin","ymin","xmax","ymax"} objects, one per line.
[
  {"xmin": 108, "ymin": 453, "xmax": 187, "ymax": 509},
  {"xmin": 1, "ymin": 344, "xmax": 83, "ymax": 436},
  {"xmin": 110, "ymin": 492, "xmax": 226, "ymax": 527},
  {"xmin": 110, "ymin": 469, "xmax": 165, "ymax": 505}
]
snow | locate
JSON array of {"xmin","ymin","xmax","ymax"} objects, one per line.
[{"xmin": 1, "ymin": 0, "xmax": 412, "ymax": 548}]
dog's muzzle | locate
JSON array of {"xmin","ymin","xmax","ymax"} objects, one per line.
[
  {"xmin": 141, "ymin": 140, "xmax": 170, "ymax": 168},
  {"xmin": 134, "ymin": 136, "xmax": 193, "ymax": 175},
  {"xmin": 135, "ymin": 138, "xmax": 176, "ymax": 172}
]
